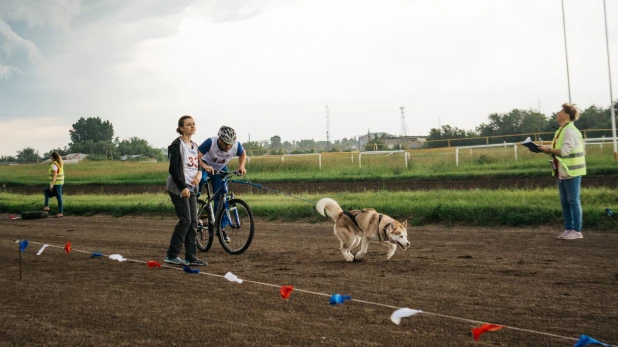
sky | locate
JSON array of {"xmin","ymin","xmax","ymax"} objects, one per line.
[{"xmin": 1, "ymin": 0, "xmax": 617, "ymax": 156}]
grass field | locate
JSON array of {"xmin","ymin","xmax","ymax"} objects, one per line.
[
  {"xmin": 2, "ymin": 188, "xmax": 616, "ymax": 228},
  {"xmin": 1, "ymin": 145, "xmax": 616, "ymax": 185}
]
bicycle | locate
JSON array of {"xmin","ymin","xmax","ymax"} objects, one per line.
[{"xmin": 195, "ymin": 170, "xmax": 255, "ymax": 255}]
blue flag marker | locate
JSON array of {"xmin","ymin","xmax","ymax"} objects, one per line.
[
  {"xmin": 573, "ymin": 334, "xmax": 611, "ymax": 347},
  {"xmin": 19, "ymin": 240, "xmax": 29, "ymax": 252},
  {"xmin": 91, "ymin": 252, "xmax": 103, "ymax": 258},
  {"xmin": 605, "ymin": 208, "xmax": 613, "ymax": 217},
  {"xmin": 183, "ymin": 266, "xmax": 200, "ymax": 274},
  {"xmin": 329, "ymin": 294, "xmax": 352, "ymax": 305}
]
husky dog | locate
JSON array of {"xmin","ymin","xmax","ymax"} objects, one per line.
[{"xmin": 316, "ymin": 198, "xmax": 410, "ymax": 262}]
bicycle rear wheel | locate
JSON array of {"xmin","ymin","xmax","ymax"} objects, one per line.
[
  {"xmin": 196, "ymin": 199, "xmax": 214, "ymax": 252},
  {"xmin": 216, "ymin": 198, "xmax": 255, "ymax": 255}
]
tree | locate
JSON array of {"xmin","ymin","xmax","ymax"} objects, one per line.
[
  {"xmin": 282, "ymin": 141, "xmax": 293, "ymax": 150},
  {"xmin": 476, "ymin": 109, "xmax": 548, "ymax": 136},
  {"xmin": 16, "ymin": 147, "xmax": 40, "ymax": 163},
  {"xmin": 425, "ymin": 125, "xmax": 477, "ymax": 148},
  {"xmin": 44, "ymin": 147, "xmax": 69, "ymax": 158},
  {"xmin": 270, "ymin": 135, "xmax": 282, "ymax": 150},
  {"xmin": 243, "ymin": 141, "xmax": 267, "ymax": 155},
  {"xmin": 118, "ymin": 137, "xmax": 160, "ymax": 157},
  {"xmin": 69, "ymin": 117, "xmax": 114, "ymax": 145},
  {"xmin": 0, "ymin": 155, "xmax": 17, "ymax": 163}
]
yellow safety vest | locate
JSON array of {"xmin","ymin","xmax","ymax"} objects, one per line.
[
  {"xmin": 551, "ymin": 122, "xmax": 586, "ymax": 177},
  {"xmin": 49, "ymin": 161, "xmax": 65, "ymax": 185}
]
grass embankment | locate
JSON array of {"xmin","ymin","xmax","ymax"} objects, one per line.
[
  {"xmin": 2, "ymin": 189, "xmax": 616, "ymax": 229},
  {"xmin": 1, "ymin": 145, "xmax": 617, "ymax": 185}
]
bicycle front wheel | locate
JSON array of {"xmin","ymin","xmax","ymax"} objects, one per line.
[
  {"xmin": 216, "ymin": 198, "xmax": 255, "ymax": 255},
  {"xmin": 196, "ymin": 199, "xmax": 214, "ymax": 252}
]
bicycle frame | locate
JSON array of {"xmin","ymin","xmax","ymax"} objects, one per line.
[{"xmin": 200, "ymin": 171, "xmax": 241, "ymax": 229}]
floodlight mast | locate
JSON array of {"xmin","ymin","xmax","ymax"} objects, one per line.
[{"xmin": 602, "ymin": 0, "xmax": 617, "ymax": 160}]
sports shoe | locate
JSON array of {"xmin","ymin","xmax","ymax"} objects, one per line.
[
  {"xmin": 185, "ymin": 258, "xmax": 207, "ymax": 266},
  {"xmin": 164, "ymin": 256, "xmax": 185, "ymax": 265},
  {"xmin": 221, "ymin": 230, "xmax": 231, "ymax": 243},
  {"xmin": 556, "ymin": 230, "xmax": 570, "ymax": 239},
  {"xmin": 561, "ymin": 230, "xmax": 583, "ymax": 240}
]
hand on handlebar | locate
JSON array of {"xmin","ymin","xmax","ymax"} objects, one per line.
[{"xmin": 200, "ymin": 161, "xmax": 214, "ymax": 174}]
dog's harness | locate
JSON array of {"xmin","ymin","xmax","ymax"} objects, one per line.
[
  {"xmin": 343, "ymin": 210, "xmax": 364, "ymax": 232},
  {"xmin": 344, "ymin": 210, "xmax": 391, "ymax": 241},
  {"xmin": 376, "ymin": 214, "xmax": 391, "ymax": 242}
]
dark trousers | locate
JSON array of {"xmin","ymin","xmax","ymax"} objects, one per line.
[
  {"xmin": 44, "ymin": 185, "xmax": 63, "ymax": 213},
  {"xmin": 167, "ymin": 192, "xmax": 198, "ymax": 261}
]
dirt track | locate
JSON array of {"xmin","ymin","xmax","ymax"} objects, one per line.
[
  {"xmin": 3, "ymin": 175, "xmax": 617, "ymax": 195},
  {"xmin": 1, "ymin": 215, "xmax": 617, "ymax": 346}
]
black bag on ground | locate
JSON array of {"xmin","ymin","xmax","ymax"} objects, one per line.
[{"xmin": 22, "ymin": 211, "xmax": 49, "ymax": 220}]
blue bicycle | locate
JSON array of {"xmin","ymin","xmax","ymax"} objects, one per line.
[{"xmin": 195, "ymin": 170, "xmax": 255, "ymax": 255}]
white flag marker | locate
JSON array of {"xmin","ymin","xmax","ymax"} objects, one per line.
[
  {"xmin": 37, "ymin": 244, "xmax": 49, "ymax": 255},
  {"xmin": 224, "ymin": 272, "xmax": 243, "ymax": 283},
  {"xmin": 390, "ymin": 308, "xmax": 422, "ymax": 325},
  {"xmin": 109, "ymin": 254, "xmax": 127, "ymax": 262}
]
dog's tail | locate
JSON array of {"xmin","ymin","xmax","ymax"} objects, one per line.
[{"xmin": 316, "ymin": 198, "xmax": 343, "ymax": 222}]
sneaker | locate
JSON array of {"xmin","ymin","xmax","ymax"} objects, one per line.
[
  {"xmin": 556, "ymin": 230, "xmax": 570, "ymax": 239},
  {"xmin": 561, "ymin": 230, "xmax": 583, "ymax": 240},
  {"xmin": 164, "ymin": 256, "xmax": 185, "ymax": 265},
  {"xmin": 185, "ymin": 258, "xmax": 207, "ymax": 266},
  {"xmin": 222, "ymin": 230, "xmax": 231, "ymax": 243}
]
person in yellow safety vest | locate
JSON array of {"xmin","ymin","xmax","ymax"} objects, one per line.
[
  {"xmin": 42, "ymin": 151, "xmax": 65, "ymax": 218},
  {"xmin": 540, "ymin": 103, "xmax": 586, "ymax": 240}
]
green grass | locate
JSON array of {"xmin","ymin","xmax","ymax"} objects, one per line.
[
  {"xmin": 2, "ymin": 188, "xmax": 616, "ymax": 229},
  {"xmin": 1, "ymin": 145, "xmax": 617, "ymax": 185}
]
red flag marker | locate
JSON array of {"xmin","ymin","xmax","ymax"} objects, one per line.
[
  {"xmin": 280, "ymin": 286, "xmax": 294, "ymax": 299},
  {"xmin": 64, "ymin": 242, "xmax": 71, "ymax": 254},
  {"xmin": 472, "ymin": 324, "xmax": 502, "ymax": 341},
  {"xmin": 147, "ymin": 260, "xmax": 161, "ymax": 268}
]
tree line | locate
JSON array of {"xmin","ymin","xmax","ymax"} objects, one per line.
[
  {"xmin": 3, "ymin": 102, "xmax": 616, "ymax": 162},
  {"xmin": 1, "ymin": 117, "xmax": 163, "ymax": 163},
  {"xmin": 424, "ymin": 103, "xmax": 617, "ymax": 148}
]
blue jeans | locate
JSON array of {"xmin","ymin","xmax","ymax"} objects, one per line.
[
  {"xmin": 558, "ymin": 176, "xmax": 582, "ymax": 232},
  {"xmin": 44, "ymin": 185, "xmax": 63, "ymax": 213},
  {"xmin": 198, "ymin": 167, "xmax": 226, "ymax": 215},
  {"xmin": 198, "ymin": 168, "xmax": 230, "ymax": 229}
]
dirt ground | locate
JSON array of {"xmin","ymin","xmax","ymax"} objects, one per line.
[
  {"xmin": 5, "ymin": 175, "xmax": 618, "ymax": 195},
  {"xmin": 1, "ymin": 215, "xmax": 617, "ymax": 347}
]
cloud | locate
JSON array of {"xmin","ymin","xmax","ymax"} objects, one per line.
[
  {"xmin": 0, "ymin": 20, "xmax": 45, "ymax": 64},
  {"xmin": 0, "ymin": 64, "xmax": 23, "ymax": 79},
  {"xmin": 0, "ymin": 0, "xmax": 81, "ymax": 29}
]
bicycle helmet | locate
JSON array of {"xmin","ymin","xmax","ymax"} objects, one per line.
[{"xmin": 218, "ymin": 126, "xmax": 237, "ymax": 145}]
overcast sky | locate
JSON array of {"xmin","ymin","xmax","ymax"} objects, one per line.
[{"xmin": 1, "ymin": 0, "xmax": 617, "ymax": 156}]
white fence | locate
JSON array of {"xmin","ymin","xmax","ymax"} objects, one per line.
[{"xmin": 454, "ymin": 137, "xmax": 617, "ymax": 166}]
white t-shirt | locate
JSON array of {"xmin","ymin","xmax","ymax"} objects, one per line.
[
  {"xmin": 180, "ymin": 140, "xmax": 199, "ymax": 190},
  {"xmin": 52, "ymin": 164, "xmax": 58, "ymax": 171}
]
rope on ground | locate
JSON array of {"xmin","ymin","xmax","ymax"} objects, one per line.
[{"xmin": 21, "ymin": 240, "xmax": 591, "ymax": 344}]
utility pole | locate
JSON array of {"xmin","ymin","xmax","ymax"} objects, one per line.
[{"xmin": 325, "ymin": 105, "xmax": 330, "ymax": 149}]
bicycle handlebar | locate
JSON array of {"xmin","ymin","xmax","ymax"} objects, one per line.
[{"xmin": 212, "ymin": 169, "xmax": 242, "ymax": 177}]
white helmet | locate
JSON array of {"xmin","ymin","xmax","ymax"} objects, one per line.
[{"xmin": 218, "ymin": 126, "xmax": 237, "ymax": 145}]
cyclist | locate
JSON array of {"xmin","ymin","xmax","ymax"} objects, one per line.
[{"xmin": 198, "ymin": 125, "xmax": 247, "ymax": 242}]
